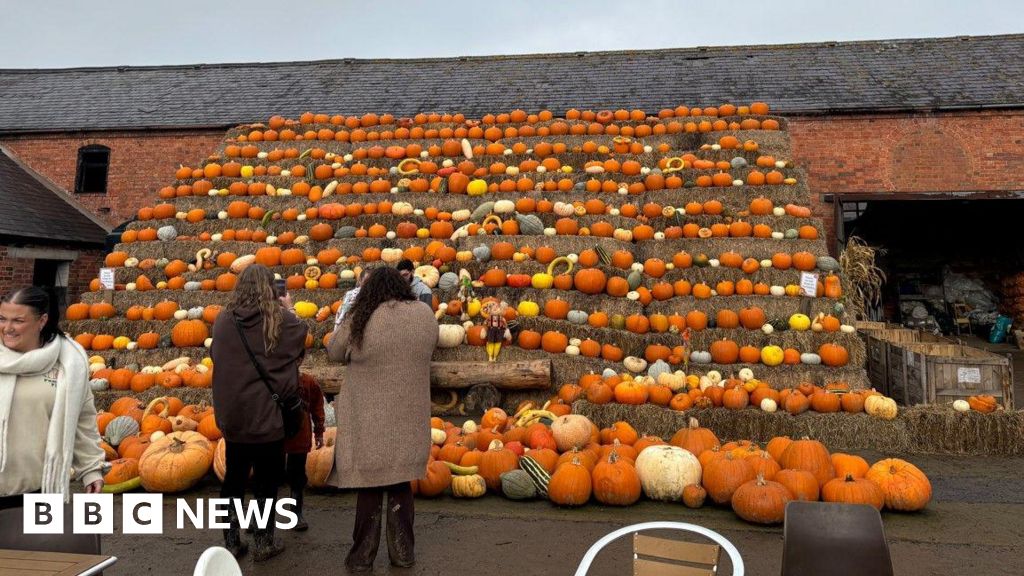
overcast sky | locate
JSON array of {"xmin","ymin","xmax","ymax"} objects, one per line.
[{"xmin": 1, "ymin": 0, "xmax": 1021, "ymax": 69}]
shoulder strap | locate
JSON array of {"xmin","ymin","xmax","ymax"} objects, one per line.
[{"xmin": 232, "ymin": 314, "xmax": 281, "ymax": 402}]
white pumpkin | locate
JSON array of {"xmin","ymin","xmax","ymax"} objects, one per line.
[
  {"xmin": 601, "ymin": 368, "xmax": 617, "ymax": 378},
  {"xmin": 864, "ymin": 395, "xmax": 898, "ymax": 420},
  {"xmin": 431, "ymin": 428, "xmax": 447, "ymax": 445},
  {"xmin": 415, "ymin": 265, "xmax": 440, "ymax": 288},
  {"xmin": 437, "ymin": 324, "xmax": 466, "ymax": 348},
  {"xmin": 462, "ymin": 420, "xmax": 478, "ymax": 434},
  {"xmin": 760, "ymin": 398, "xmax": 778, "ymax": 413},
  {"xmin": 738, "ymin": 368, "xmax": 755, "ymax": 382},
  {"xmin": 770, "ymin": 285, "xmax": 786, "ymax": 296},
  {"xmin": 89, "ymin": 378, "xmax": 109, "ymax": 392},
  {"xmin": 952, "ymin": 399, "xmax": 970, "ymax": 412},
  {"xmin": 800, "ymin": 353, "xmax": 822, "ymax": 365},
  {"xmin": 623, "ymin": 356, "xmax": 648, "ymax": 373},
  {"xmin": 706, "ymin": 371, "xmax": 723, "ymax": 385},
  {"xmin": 689, "ymin": 351, "xmax": 712, "ymax": 364},
  {"xmin": 493, "ymin": 200, "xmax": 516, "ymax": 214},
  {"xmin": 565, "ymin": 345, "xmax": 580, "ymax": 356},
  {"xmin": 550, "ymin": 414, "xmax": 594, "ymax": 452},
  {"xmin": 635, "ymin": 445, "xmax": 702, "ymax": 502},
  {"xmin": 173, "ymin": 310, "xmax": 189, "ymax": 321}
]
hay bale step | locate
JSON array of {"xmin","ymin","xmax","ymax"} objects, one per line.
[{"xmin": 312, "ymin": 360, "xmax": 551, "ymax": 396}]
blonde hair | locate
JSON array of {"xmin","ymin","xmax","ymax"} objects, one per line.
[{"xmin": 226, "ymin": 264, "xmax": 283, "ymax": 353}]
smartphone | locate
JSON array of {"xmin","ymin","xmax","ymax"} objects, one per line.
[{"xmin": 273, "ymin": 278, "xmax": 287, "ymax": 299}]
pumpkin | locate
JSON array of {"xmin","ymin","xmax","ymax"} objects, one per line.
[
  {"xmin": 831, "ymin": 453, "xmax": 870, "ymax": 479},
  {"xmin": 635, "ymin": 445, "xmax": 702, "ymax": 502},
  {"xmin": 104, "ymin": 416, "xmax": 140, "ymax": 447},
  {"xmin": 864, "ymin": 394, "xmax": 898, "ymax": 420},
  {"xmin": 865, "ymin": 458, "xmax": 932, "ymax": 511},
  {"xmin": 669, "ymin": 417, "xmax": 720, "ymax": 457},
  {"xmin": 171, "ymin": 320, "xmax": 208, "ymax": 348},
  {"xmin": 683, "ymin": 483, "xmax": 707, "ymax": 508},
  {"xmin": 731, "ymin": 474, "xmax": 792, "ymax": 524},
  {"xmin": 418, "ymin": 460, "xmax": 453, "ymax": 498},
  {"xmin": 138, "ymin": 431, "xmax": 212, "ymax": 493},
  {"xmin": 451, "ymin": 474, "xmax": 487, "ymax": 498},
  {"xmin": 822, "ymin": 474, "xmax": 885, "ymax": 510},
  {"xmin": 703, "ymin": 453, "xmax": 757, "ymax": 505},
  {"xmin": 103, "ymin": 457, "xmax": 139, "ymax": 486},
  {"xmin": 551, "ymin": 415, "xmax": 594, "ymax": 452},
  {"xmin": 437, "ymin": 324, "xmax": 466, "ymax": 348},
  {"xmin": 548, "ymin": 456, "xmax": 592, "ymax": 506},
  {"xmin": 479, "ymin": 440, "xmax": 519, "ymax": 492},
  {"xmin": 779, "ymin": 437, "xmax": 834, "ymax": 487},
  {"xmin": 591, "ymin": 450, "xmax": 641, "ymax": 506},
  {"xmin": 774, "ymin": 469, "xmax": 820, "ymax": 501}
]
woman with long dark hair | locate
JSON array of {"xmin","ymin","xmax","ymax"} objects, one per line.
[
  {"xmin": 212, "ymin": 264, "xmax": 307, "ymax": 561},
  {"xmin": 0, "ymin": 287, "xmax": 105, "ymax": 508},
  {"xmin": 327, "ymin": 267, "xmax": 438, "ymax": 571}
]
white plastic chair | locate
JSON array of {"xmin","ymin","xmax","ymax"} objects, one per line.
[
  {"xmin": 192, "ymin": 546, "xmax": 243, "ymax": 576},
  {"xmin": 574, "ymin": 521, "xmax": 744, "ymax": 576}
]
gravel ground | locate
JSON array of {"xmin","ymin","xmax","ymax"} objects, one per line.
[{"xmin": 97, "ymin": 451, "xmax": 1024, "ymax": 576}]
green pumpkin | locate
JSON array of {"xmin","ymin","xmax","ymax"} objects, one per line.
[
  {"xmin": 818, "ymin": 256, "xmax": 840, "ymax": 272},
  {"xmin": 438, "ymin": 272, "xmax": 459, "ymax": 291},
  {"xmin": 500, "ymin": 469, "xmax": 537, "ymax": 500},
  {"xmin": 693, "ymin": 254, "xmax": 710, "ymax": 268},
  {"xmin": 515, "ymin": 213, "xmax": 544, "ymax": 235},
  {"xmin": 769, "ymin": 318, "xmax": 788, "ymax": 332},
  {"xmin": 473, "ymin": 245, "xmax": 491, "ymax": 262},
  {"xmin": 470, "ymin": 201, "xmax": 495, "ymax": 222},
  {"xmin": 627, "ymin": 270, "xmax": 644, "ymax": 290},
  {"xmin": 784, "ymin": 228, "xmax": 799, "ymax": 239},
  {"xmin": 519, "ymin": 457, "xmax": 550, "ymax": 498},
  {"xmin": 336, "ymin": 226, "xmax": 357, "ymax": 238},
  {"xmin": 609, "ymin": 314, "xmax": 626, "ymax": 330},
  {"xmin": 105, "ymin": 416, "xmax": 139, "ymax": 447}
]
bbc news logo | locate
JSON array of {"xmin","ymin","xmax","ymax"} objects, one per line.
[{"xmin": 23, "ymin": 494, "xmax": 298, "ymax": 534}]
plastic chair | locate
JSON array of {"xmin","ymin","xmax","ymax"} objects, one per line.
[
  {"xmin": 782, "ymin": 501, "xmax": 893, "ymax": 576},
  {"xmin": 574, "ymin": 521, "xmax": 744, "ymax": 576},
  {"xmin": 0, "ymin": 504, "xmax": 101, "ymax": 555},
  {"xmin": 193, "ymin": 546, "xmax": 243, "ymax": 576}
]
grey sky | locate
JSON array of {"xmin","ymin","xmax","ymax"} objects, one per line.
[{"xmin": 1, "ymin": 0, "xmax": 1021, "ymax": 69}]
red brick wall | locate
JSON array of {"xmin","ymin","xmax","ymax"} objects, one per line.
[
  {"xmin": 0, "ymin": 244, "xmax": 105, "ymax": 304},
  {"xmin": 1, "ymin": 130, "xmax": 225, "ymax": 227},
  {"xmin": 789, "ymin": 110, "xmax": 1024, "ymax": 244}
]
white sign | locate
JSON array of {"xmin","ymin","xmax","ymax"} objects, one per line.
[
  {"xmin": 957, "ymin": 367, "xmax": 981, "ymax": 385},
  {"xmin": 799, "ymin": 272, "xmax": 819, "ymax": 297},
  {"xmin": 99, "ymin": 267, "xmax": 115, "ymax": 290}
]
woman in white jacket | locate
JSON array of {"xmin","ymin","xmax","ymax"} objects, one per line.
[{"xmin": 0, "ymin": 286, "xmax": 105, "ymax": 510}]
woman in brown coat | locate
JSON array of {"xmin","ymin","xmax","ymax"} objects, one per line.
[
  {"xmin": 283, "ymin": 372, "xmax": 325, "ymax": 531},
  {"xmin": 327, "ymin": 267, "xmax": 437, "ymax": 571},
  {"xmin": 212, "ymin": 264, "xmax": 307, "ymax": 561}
]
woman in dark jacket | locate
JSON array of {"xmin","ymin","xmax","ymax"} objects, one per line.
[
  {"xmin": 212, "ymin": 264, "xmax": 307, "ymax": 561},
  {"xmin": 284, "ymin": 372, "xmax": 325, "ymax": 531}
]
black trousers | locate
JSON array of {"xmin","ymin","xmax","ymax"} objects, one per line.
[
  {"xmin": 286, "ymin": 452, "xmax": 307, "ymax": 492},
  {"xmin": 348, "ymin": 482, "xmax": 415, "ymax": 567},
  {"xmin": 220, "ymin": 439, "xmax": 285, "ymax": 520}
]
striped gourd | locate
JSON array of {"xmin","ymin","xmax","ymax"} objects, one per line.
[
  {"xmin": 520, "ymin": 456, "xmax": 551, "ymax": 498},
  {"xmin": 595, "ymin": 245, "xmax": 612, "ymax": 267}
]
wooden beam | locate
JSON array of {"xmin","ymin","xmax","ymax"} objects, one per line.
[{"xmin": 311, "ymin": 359, "xmax": 551, "ymax": 396}]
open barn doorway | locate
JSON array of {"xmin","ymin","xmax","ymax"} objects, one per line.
[{"xmin": 827, "ymin": 192, "xmax": 1024, "ymax": 338}]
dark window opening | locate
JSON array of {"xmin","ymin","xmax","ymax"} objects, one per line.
[
  {"xmin": 75, "ymin": 144, "xmax": 110, "ymax": 193},
  {"xmin": 32, "ymin": 259, "xmax": 68, "ymax": 310}
]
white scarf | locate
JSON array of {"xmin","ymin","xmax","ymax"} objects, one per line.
[{"xmin": 0, "ymin": 336, "xmax": 90, "ymax": 501}]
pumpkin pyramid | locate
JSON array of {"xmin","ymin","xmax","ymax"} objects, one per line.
[{"xmin": 64, "ymin": 104, "xmax": 866, "ymax": 412}]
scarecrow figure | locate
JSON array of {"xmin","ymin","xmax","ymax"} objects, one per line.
[
  {"xmin": 456, "ymin": 269, "xmax": 475, "ymax": 321},
  {"xmin": 480, "ymin": 300, "xmax": 511, "ymax": 362}
]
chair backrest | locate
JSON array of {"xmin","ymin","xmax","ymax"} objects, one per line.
[
  {"xmin": 575, "ymin": 521, "xmax": 743, "ymax": 576},
  {"xmin": 0, "ymin": 504, "xmax": 101, "ymax": 555},
  {"xmin": 193, "ymin": 546, "xmax": 243, "ymax": 576},
  {"xmin": 782, "ymin": 501, "xmax": 893, "ymax": 576},
  {"xmin": 634, "ymin": 533, "xmax": 721, "ymax": 576}
]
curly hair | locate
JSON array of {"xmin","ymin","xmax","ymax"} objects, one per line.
[
  {"xmin": 225, "ymin": 264, "xmax": 283, "ymax": 354},
  {"xmin": 346, "ymin": 266, "xmax": 415, "ymax": 350}
]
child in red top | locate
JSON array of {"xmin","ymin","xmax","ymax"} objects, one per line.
[{"xmin": 284, "ymin": 372, "xmax": 326, "ymax": 531}]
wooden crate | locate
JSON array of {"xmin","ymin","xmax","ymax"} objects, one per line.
[
  {"xmin": 866, "ymin": 329, "xmax": 951, "ymax": 396},
  {"xmin": 888, "ymin": 342, "xmax": 1014, "ymax": 409}
]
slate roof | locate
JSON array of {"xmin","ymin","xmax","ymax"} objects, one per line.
[
  {"xmin": 0, "ymin": 146, "xmax": 110, "ymax": 244},
  {"xmin": 1, "ymin": 34, "xmax": 1023, "ymax": 134}
]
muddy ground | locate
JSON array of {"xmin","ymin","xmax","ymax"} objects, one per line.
[{"xmin": 96, "ymin": 450, "xmax": 1024, "ymax": 576}]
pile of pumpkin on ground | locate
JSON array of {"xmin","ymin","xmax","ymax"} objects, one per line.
[{"xmin": 417, "ymin": 408, "xmax": 930, "ymax": 524}]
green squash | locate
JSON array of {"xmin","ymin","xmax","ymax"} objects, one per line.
[
  {"xmin": 500, "ymin": 469, "xmax": 537, "ymax": 500},
  {"xmin": 627, "ymin": 270, "xmax": 644, "ymax": 290},
  {"xmin": 336, "ymin": 226, "xmax": 357, "ymax": 239},
  {"xmin": 470, "ymin": 201, "xmax": 495, "ymax": 222},
  {"xmin": 519, "ymin": 457, "xmax": 550, "ymax": 498},
  {"xmin": 817, "ymin": 256, "xmax": 840, "ymax": 272},
  {"xmin": 516, "ymin": 213, "xmax": 545, "ymax": 236}
]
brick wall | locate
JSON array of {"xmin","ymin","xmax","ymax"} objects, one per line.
[
  {"xmin": 789, "ymin": 109, "xmax": 1024, "ymax": 244},
  {"xmin": 3, "ymin": 110, "xmax": 1023, "ymax": 242},
  {"xmin": 1, "ymin": 129, "xmax": 225, "ymax": 227},
  {"xmin": 0, "ymin": 244, "xmax": 105, "ymax": 304}
]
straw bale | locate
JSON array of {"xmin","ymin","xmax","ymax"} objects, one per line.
[{"xmin": 638, "ymin": 238, "xmax": 830, "ymax": 262}]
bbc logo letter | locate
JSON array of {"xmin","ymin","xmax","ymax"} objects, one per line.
[{"xmin": 23, "ymin": 494, "xmax": 164, "ymax": 534}]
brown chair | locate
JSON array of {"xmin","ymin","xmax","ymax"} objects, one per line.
[
  {"xmin": 0, "ymin": 503, "xmax": 102, "ymax": 555},
  {"xmin": 574, "ymin": 521, "xmax": 744, "ymax": 575},
  {"xmin": 782, "ymin": 501, "xmax": 892, "ymax": 576}
]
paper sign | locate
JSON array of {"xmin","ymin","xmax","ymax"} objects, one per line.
[
  {"xmin": 99, "ymin": 268, "xmax": 115, "ymax": 290},
  {"xmin": 957, "ymin": 367, "xmax": 981, "ymax": 384},
  {"xmin": 799, "ymin": 272, "xmax": 819, "ymax": 297}
]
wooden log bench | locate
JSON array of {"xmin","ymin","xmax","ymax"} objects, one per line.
[{"xmin": 307, "ymin": 359, "xmax": 552, "ymax": 414}]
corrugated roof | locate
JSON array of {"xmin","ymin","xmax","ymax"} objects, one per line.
[
  {"xmin": 1, "ymin": 34, "xmax": 1023, "ymax": 133},
  {"xmin": 0, "ymin": 146, "xmax": 110, "ymax": 244}
]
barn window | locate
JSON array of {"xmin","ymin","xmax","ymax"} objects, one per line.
[{"xmin": 75, "ymin": 144, "xmax": 110, "ymax": 193}]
